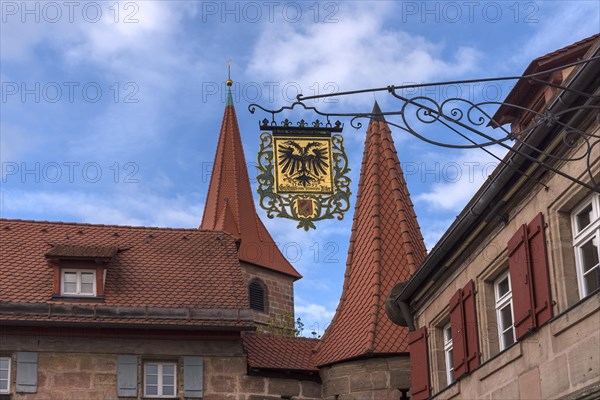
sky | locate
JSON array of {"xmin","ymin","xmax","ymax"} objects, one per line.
[{"xmin": 1, "ymin": 0, "xmax": 599, "ymax": 337}]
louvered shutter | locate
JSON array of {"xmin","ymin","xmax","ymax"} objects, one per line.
[
  {"xmin": 462, "ymin": 280, "xmax": 481, "ymax": 372},
  {"xmin": 16, "ymin": 352, "xmax": 38, "ymax": 393},
  {"xmin": 509, "ymin": 213, "xmax": 553, "ymax": 340},
  {"xmin": 117, "ymin": 355, "xmax": 138, "ymax": 397},
  {"xmin": 409, "ymin": 327, "xmax": 430, "ymax": 400},
  {"xmin": 449, "ymin": 280, "xmax": 480, "ymax": 379},
  {"xmin": 527, "ymin": 213, "xmax": 553, "ymax": 328},
  {"xmin": 183, "ymin": 356, "xmax": 204, "ymax": 398},
  {"xmin": 508, "ymin": 223, "xmax": 534, "ymax": 340},
  {"xmin": 449, "ymin": 289, "xmax": 467, "ymax": 378}
]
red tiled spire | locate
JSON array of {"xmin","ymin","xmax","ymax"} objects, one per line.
[
  {"xmin": 201, "ymin": 90, "xmax": 301, "ymax": 279},
  {"xmin": 312, "ymin": 101, "xmax": 427, "ymax": 366}
]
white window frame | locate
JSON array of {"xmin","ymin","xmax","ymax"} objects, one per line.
[
  {"xmin": 571, "ymin": 194, "xmax": 600, "ymax": 299},
  {"xmin": 0, "ymin": 356, "xmax": 10, "ymax": 394},
  {"xmin": 494, "ymin": 271, "xmax": 516, "ymax": 351},
  {"xmin": 61, "ymin": 269, "xmax": 96, "ymax": 296},
  {"xmin": 144, "ymin": 362, "xmax": 177, "ymax": 398},
  {"xmin": 443, "ymin": 323, "xmax": 455, "ymax": 385}
]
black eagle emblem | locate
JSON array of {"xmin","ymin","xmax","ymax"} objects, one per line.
[{"xmin": 278, "ymin": 141, "xmax": 329, "ymax": 186}]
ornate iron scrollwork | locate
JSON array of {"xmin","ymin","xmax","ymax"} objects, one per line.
[{"xmin": 249, "ymin": 56, "xmax": 600, "ymax": 193}]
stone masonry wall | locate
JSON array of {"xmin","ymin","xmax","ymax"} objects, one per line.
[
  {"xmin": 240, "ymin": 262, "xmax": 295, "ymax": 330},
  {"xmin": 205, "ymin": 356, "xmax": 321, "ymax": 400},
  {"xmin": 1, "ymin": 332, "xmax": 321, "ymax": 400},
  {"xmin": 319, "ymin": 356, "xmax": 411, "ymax": 400}
]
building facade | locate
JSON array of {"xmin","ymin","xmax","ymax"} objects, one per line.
[{"xmin": 388, "ymin": 34, "xmax": 600, "ymax": 400}]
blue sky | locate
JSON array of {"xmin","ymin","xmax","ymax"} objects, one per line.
[{"xmin": 1, "ymin": 1, "xmax": 599, "ymax": 336}]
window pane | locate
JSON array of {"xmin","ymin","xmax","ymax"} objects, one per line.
[
  {"xmin": 0, "ymin": 370, "xmax": 7, "ymax": 380},
  {"xmin": 163, "ymin": 385, "xmax": 175, "ymax": 396},
  {"xmin": 584, "ymin": 266, "xmax": 600, "ymax": 294},
  {"xmin": 447, "ymin": 349, "xmax": 454, "ymax": 369},
  {"xmin": 0, "ymin": 380, "xmax": 7, "ymax": 391},
  {"xmin": 163, "ymin": 374, "xmax": 174, "ymax": 385},
  {"xmin": 500, "ymin": 304, "xmax": 513, "ymax": 330},
  {"xmin": 146, "ymin": 364, "xmax": 158, "ymax": 375},
  {"xmin": 81, "ymin": 272, "xmax": 94, "ymax": 284},
  {"xmin": 503, "ymin": 328, "xmax": 515, "ymax": 347},
  {"xmin": 444, "ymin": 326, "xmax": 452, "ymax": 343},
  {"xmin": 80, "ymin": 283, "xmax": 94, "ymax": 294},
  {"xmin": 162, "ymin": 364, "xmax": 174, "ymax": 375},
  {"xmin": 145, "ymin": 385, "xmax": 158, "ymax": 396},
  {"xmin": 146, "ymin": 374, "xmax": 158, "ymax": 385},
  {"xmin": 64, "ymin": 282, "xmax": 76, "ymax": 293},
  {"xmin": 497, "ymin": 277, "xmax": 510, "ymax": 298},
  {"xmin": 581, "ymin": 237, "xmax": 599, "ymax": 273},
  {"xmin": 576, "ymin": 204, "xmax": 593, "ymax": 232},
  {"xmin": 0, "ymin": 359, "xmax": 8, "ymax": 369},
  {"xmin": 63, "ymin": 272, "xmax": 77, "ymax": 283}
]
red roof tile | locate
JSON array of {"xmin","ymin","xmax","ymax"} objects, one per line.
[
  {"xmin": 312, "ymin": 102, "xmax": 427, "ymax": 366},
  {"xmin": 200, "ymin": 95, "xmax": 301, "ymax": 279},
  {"xmin": 0, "ymin": 219, "xmax": 253, "ymax": 329},
  {"xmin": 243, "ymin": 332, "xmax": 319, "ymax": 372},
  {"xmin": 492, "ymin": 33, "xmax": 600, "ymax": 126}
]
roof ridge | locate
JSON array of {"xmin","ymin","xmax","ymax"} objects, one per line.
[
  {"xmin": 366, "ymin": 123, "xmax": 383, "ymax": 353},
  {"xmin": 0, "ymin": 218, "xmax": 225, "ymax": 233}
]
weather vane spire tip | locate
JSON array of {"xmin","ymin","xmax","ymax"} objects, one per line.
[{"xmin": 226, "ymin": 59, "xmax": 233, "ymax": 87}]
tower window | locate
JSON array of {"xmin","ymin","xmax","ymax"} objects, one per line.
[{"xmin": 249, "ymin": 280, "xmax": 266, "ymax": 312}]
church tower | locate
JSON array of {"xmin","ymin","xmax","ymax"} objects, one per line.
[{"xmin": 201, "ymin": 74, "xmax": 301, "ymax": 330}]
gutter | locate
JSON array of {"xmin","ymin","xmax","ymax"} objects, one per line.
[{"xmin": 394, "ymin": 42, "xmax": 600, "ymax": 328}]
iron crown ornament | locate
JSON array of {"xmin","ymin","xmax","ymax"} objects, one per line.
[{"xmin": 254, "ymin": 118, "xmax": 351, "ymax": 230}]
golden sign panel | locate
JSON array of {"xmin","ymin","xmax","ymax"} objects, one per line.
[{"xmin": 273, "ymin": 136, "xmax": 334, "ymax": 194}]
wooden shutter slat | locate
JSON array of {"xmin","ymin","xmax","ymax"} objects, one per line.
[
  {"xmin": 528, "ymin": 213, "xmax": 553, "ymax": 328},
  {"xmin": 462, "ymin": 280, "xmax": 481, "ymax": 372},
  {"xmin": 508, "ymin": 224, "xmax": 534, "ymax": 340},
  {"xmin": 183, "ymin": 356, "xmax": 204, "ymax": 398},
  {"xmin": 409, "ymin": 327, "xmax": 430, "ymax": 400},
  {"xmin": 449, "ymin": 289, "xmax": 467, "ymax": 379}
]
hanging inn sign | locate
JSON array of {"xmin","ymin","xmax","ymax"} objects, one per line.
[{"xmin": 255, "ymin": 117, "xmax": 351, "ymax": 230}]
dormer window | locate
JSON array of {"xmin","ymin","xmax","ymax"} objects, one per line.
[
  {"xmin": 62, "ymin": 269, "xmax": 96, "ymax": 296},
  {"xmin": 46, "ymin": 244, "xmax": 117, "ymax": 301}
]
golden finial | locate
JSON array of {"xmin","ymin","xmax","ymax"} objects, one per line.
[{"xmin": 226, "ymin": 60, "xmax": 233, "ymax": 87}]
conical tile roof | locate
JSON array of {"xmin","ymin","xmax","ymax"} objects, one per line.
[
  {"xmin": 201, "ymin": 92, "xmax": 301, "ymax": 279},
  {"xmin": 312, "ymin": 101, "xmax": 426, "ymax": 366}
]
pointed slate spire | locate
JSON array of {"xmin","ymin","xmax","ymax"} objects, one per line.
[
  {"xmin": 371, "ymin": 100, "xmax": 385, "ymax": 121},
  {"xmin": 201, "ymin": 66, "xmax": 301, "ymax": 279},
  {"xmin": 312, "ymin": 101, "xmax": 427, "ymax": 366}
]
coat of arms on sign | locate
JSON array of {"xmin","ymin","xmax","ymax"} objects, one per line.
[{"xmin": 256, "ymin": 119, "xmax": 351, "ymax": 230}]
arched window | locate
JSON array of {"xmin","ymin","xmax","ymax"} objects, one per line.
[{"xmin": 248, "ymin": 280, "xmax": 267, "ymax": 312}]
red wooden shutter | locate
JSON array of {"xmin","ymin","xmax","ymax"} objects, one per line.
[
  {"xmin": 508, "ymin": 213, "xmax": 553, "ymax": 340},
  {"xmin": 449, "ymin": 280, "xmax": 480, "ymax": 380},
  {"xmin": 527, "ymin": 213, "xmax": 553, "ymax": 327},
  {"xmin": 409, "ymin": 327, "xmax": 430, "ymax": 400},
  {"xmin": 509, "ymin": 223, "xmax": 535, "ymax": 340},
  {"xmin": 462, "ymin": 280, "xmax": 481, "ymax": 372},
  {"xmin": 449, "ymin": 289, "xmax": 467, "ymax": 379}
]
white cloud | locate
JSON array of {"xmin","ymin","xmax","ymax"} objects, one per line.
[
  {"xmin": 508, "ymin": 2, "xmax": 599, "ymax": 68},
  {"xmin": 415, "ymin": 146, "xmax": 507, "ymax": 212},
  {"xmin": 295, "ymin": 302, "xmax": 335, "ymax": 338},
  {"xmin": 1, "ymin": 189, "xmax": 203, "ymax": 228},
  {"xmin": 248, "ymin": 2, "xmax": 481, "ymax": 109}
]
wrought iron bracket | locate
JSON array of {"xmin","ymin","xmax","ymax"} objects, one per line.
[{"xmin": 249, "ymin": 56, "xmax": 600, "ymax": 193}]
